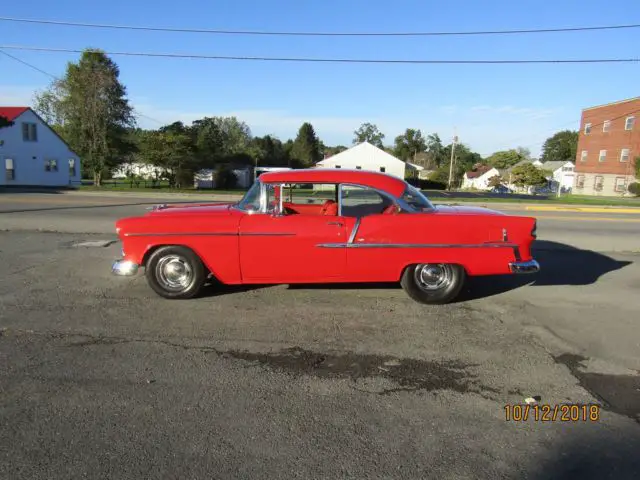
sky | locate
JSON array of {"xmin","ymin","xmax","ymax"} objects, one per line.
[{"xmin": 1, "ymin": 0, "xmax": 639, "ymax": 157}]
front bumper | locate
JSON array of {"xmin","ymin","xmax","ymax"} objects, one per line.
[
  {"xmin": 112, "ymin": 259, "xmax": 139, "ymax": 276},
  {"xmin": 509, "ymin": 259, "xmax": 540, "ymax": 274}
]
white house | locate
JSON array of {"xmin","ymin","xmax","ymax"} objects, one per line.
[
  {"xmin": 316, "ymin": 142, "xmax": 416, "ymax": 179},
  {"xmin": 461, "ymin": 165, "xmax": 500, "ymax": 190},
  {"xmin": 539, "ymin": 160, "xmax": 575, "ymax": 192},
  {"xmin": 112, "ymin": 162, "xmax": 168, "ymax": 180},
  {"xmin": 0, "ymin": 107, "xmax": 81, "ymax": 187}
]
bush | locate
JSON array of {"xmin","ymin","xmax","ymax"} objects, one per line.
[
  {"xmin": 214, "ymin": 165, "xmax": 238, "ymax": 189},
  {"xmin": 628, "ymin": 182, "xmax": 640, "ymax": 196}
]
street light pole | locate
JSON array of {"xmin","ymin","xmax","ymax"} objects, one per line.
[{"xmin": 447, "ymin": 134, "xmax": 458, "ymax": 191}]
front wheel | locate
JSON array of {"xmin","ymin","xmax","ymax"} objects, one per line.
[
  {"xmin": 145, "ymin": 246, "xmax": 206, "ymax": 299},
  {"xmin": 400, "ymin": 263, "xmax": 466, "ymax": 305}
]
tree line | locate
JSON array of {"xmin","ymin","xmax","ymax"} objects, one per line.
[{"xmin": 28, "ymin": 48, "xmax": 591, "ymax": 190}]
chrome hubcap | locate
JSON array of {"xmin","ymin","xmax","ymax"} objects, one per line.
[
  {"xmin": 414, "ymin": 264, "xmax": 452, "ymax": 291},
  {"xmin": 156, "ymin": 255, "xmax": 193, "ymax": 291}
]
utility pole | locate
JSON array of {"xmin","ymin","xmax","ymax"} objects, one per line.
[{"xmin": 447, "ymin": 134, "xmax": 458, "ymax": 190}]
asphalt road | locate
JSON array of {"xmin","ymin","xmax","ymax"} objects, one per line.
[{"xmin": 1, "ymin": 192, "xmax": 640, "ymax": 479}]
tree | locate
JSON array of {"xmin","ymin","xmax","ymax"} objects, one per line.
[
  {"xmin": 424, "ymin": 133, "xmax": 446, "ymax": 168},
  {"xmin": 394, "ymin": 128, "xmax": 427, "ymax": 162},
  {"xmin": 0, "ymin": 116, "xmax": 13, "ymax": 130},
  {"xmin": 487, "ymin": 175, "xmax": 503, "ymax": 188},
  {"xmin": 541, "ymin": 130, "xmax": 578, "ymax": 162},
  {"xmin": 486, "ymin": 149, "xmax": 525, "ymax": 169},
  {"xmin": 510, "ymin": 163, "xmax": 550, "ymax": 189},
  {"xmin": 250, "ymin": 135, "xmax": 289, "ymax": 167},
  {"xmin": 191, "ymin": 116, "xmax": 252, "ymax": 164},
  {"xmin": 137, "ymin": 130, "xmax": 194, "ymax": 188},
  {"xmin": 634, "ymin": 156, "xmax": 640, "ymax": 179},
  {"xmin": 214, "ymin": 164, "xmax": 238, "ymax": 190},
  {"xmin": 291, "ymin": 122, "xmax": 321, "ymax": 167},
  {"xmin": 353, "ymin": 123, "xmax": 385, "ymax": 148},
  {"xmin": 324, "ymin": 145, "xmax": 348, "ymax": 157},
  {"xmin": 33, "ymin": 49, "xmax": 136, "ymax": 185},
  {"xmin": 516, "ymin": 146, "xmax": 532, "ymax": 160}
]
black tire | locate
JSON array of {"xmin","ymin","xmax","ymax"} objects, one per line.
[
  {"xmin": 400, "ymin": 263, "xmax": 466, "ymax": 305},
  {"xmin": 145, "ymin": 246, "xmax": 206, "ymax": 299}
]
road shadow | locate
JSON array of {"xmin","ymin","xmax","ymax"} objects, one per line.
[
  {"xmin": 457, "ymin": 240, "xmax": 633, "ymax": 302},
  {"xmin": 527, "ymin": 426, "xmax": 640, "ymax": 480}
]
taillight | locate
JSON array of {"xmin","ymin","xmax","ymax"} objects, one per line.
[{"xmin": 531, "ymin": 220, "xmax": 537, "ymax": 239}]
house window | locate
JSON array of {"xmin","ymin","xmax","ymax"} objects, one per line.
[
  {"xmin": 576, "ymin": 175, "xmax": 585, "ymax": 189},
  {"xmin": 379, "ymin": 166, "xmax": 386, "ymax": 173},
  {"xmin": 598, "ymin": 150, "xmax": 607, "ymax": 162},
  {"xmin": 614, "ymin": 177, "xmax": 627, "ymax": 193},
  {"xmin": 45, "ymin": 159, "xmax": 58, "ymax": 172},
  {"xmin": 625, "ymin": 116, "xmax": 635, "ymax": 131},
  {"xmin": 355, "ymin": 166, "xmax": 362, "ymax": 170},
  {"xmin": 594, "ymin": 176, "xmax": 604, "ymax": 191},
  {"xmin": 22, "ymin": 122, "xmax": 38, "ymax": 142},
  {"xmin": 603, "ymin": 120, "xmax": 611, "ymax": 132},
  {"xmin": 5, "ymin": 158, "xmax": 15, "ymax": 181},
  {"xmin": 562, "ymin": 166, "xmax": 574, "ymax": 172},
  {"xmin": 620, "ymin": 149, "xmax": 630, "ymax": 162},
  {"xmin": 69, "ymin": 159, "xmax": 76, "ymax": 177},
  {"xmin": 334, "ymin": 165, "xmax": 341, "ymax": 169},
  {"xmin": 580, "ymin": 150, "xmax": 588, "ymax": 162},
  {"xmin": 584, "ymin": 123, "xmax": 592, "ymax": 135}
]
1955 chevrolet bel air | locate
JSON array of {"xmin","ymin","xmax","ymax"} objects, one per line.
[{"xmin": 112, "ymin": 169, "xmax": 539, "ymax": 304}]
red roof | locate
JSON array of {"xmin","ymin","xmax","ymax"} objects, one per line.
[
  {"xmin": 465, "ymin": 165, "xmax": 494, "ymax": 179},
  {"xmin": 0, "ymin": 106, "xmax": 30, "ymax": 121},
  {"xmin": 259, "ymin": 168, "xmax": 408, "ymax": 197}
]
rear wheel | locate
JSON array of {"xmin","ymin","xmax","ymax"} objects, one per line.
[
  {"xmin": 400, "ymin": 263, "xmax": 466, "ymax": 305},
  {"xmin": 145, "ymin": 246, "xmax": 206, "ymax": 299}
]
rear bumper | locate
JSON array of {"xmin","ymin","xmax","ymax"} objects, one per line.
[
  {"xmin": 509, "ymin": 259, "xmax": 540, "ymax": 274},
  {"xmin": 112, "ymin": 259, "xmax": 139, "ymax": 276}
]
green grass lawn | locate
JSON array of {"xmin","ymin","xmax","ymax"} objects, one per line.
[{"xmin": 430, "ymin": 195, "xmax": 640, "ymax": 207}]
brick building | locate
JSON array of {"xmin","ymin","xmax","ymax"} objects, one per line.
[{"xmin": 574, "ymin": 97, "xmax": 639, "ymax": 196}]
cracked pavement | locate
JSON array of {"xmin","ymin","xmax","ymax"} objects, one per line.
[{"xmin": 1, "ymin": 222, "xmax": 640, "ymax": 478}]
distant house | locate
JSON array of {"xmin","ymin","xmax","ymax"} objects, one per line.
[
  {"xmin": 194, "ymin": 165, "xmax": 291, "ymax": 189},
  {"xmin": 0, "ymin": 106, "xmax": 81, "ymax": 187},
  {"xmin": 461, "ymin": 165, "xmax": 500, "ymax": 190},
  {"xmin": 315, "ymin": 141, "xmax": 419, "ymax": 180},
  {"xmin": 540, "ymin": 160, "xmax": 575, "ymax": 192},
  {"xmin": 112, "ymin": 162, "xmax": 168, "ymax": 180}
]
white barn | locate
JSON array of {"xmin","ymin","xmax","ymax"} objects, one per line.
[
  {"xmin": 316, "ymin": 142, "xmax": 414, "ymax": 179},
  {"xmin": 0, "ymin": 107, "xmax": 81, "ymax": 187}
]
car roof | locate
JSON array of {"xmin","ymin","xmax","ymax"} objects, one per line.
[{"xmin": 258, "ymin": 168, "xmax": 408, "ymax": 197}]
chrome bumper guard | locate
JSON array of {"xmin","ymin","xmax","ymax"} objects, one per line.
[
  {"xmin": 509, "ymin": 259, "xmax": 540, "ymax": 274},
  {"xmin": 112, "ymin": 259, "xmax": 139, "ymax": 276}
]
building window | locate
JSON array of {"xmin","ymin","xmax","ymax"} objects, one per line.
[
  {"xmin": 576, "ymin": 175, "xmax": 585, "ymax": 189},
  {"xmin": 625, "ymin": 116, "xmax": 635, "ymax": 131},
  {"xmin": 594, "ymin": 176, "xmax": 604, "ymax": 192},
  {"xmin": 598, "ymin": 150, "xmax": 607, "ymax": 162},
  {"xmin": 614, "ymin": 177, "xmax": 627, "ymax": 193},
  {"xmin": 584, "ymin": 123, "xmax": 592, "ymax": 135},
  {"xmin": 5, "ymin": 158, "xmax": 15, "ymax": 180},
  {"xmin": 580, "ymin": 150, "xmax": 588, "ymax": 162},
  {"xmin": 69, "ymin": 159, "xmax": 76, "ymax": 177},
  {"xmin": 355, "ymin": 166, "xmax": 362, "ymax": 170},
  {"xmin": 379, "ymin": 166, "xmax": 386, "ymax": 173},
  {"xmin": 45, "ymin": 159, "xmax": 58, "ymax": 172},
  {"xmin": 562, "ymin": 166, "xmax": 574, "ymax": 172},
  {"xmin": 335, "ymin": 165, "xmax": 341, "ymax": 169},
  {"xmin": 620, "ymin": 149, "xmax": 630, "ymax": 162},
  {"xmin": 22, "ymin": 122, "xmax": 38, "ymax": 142},
  {"xmin": 603, "ymin": 120, "xmax": 611, "ymax": 132}
]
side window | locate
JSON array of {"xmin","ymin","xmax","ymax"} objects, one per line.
[
  {"xmin": 279, "ymin": 183, "xmax": 338, "ymax": 215},
  {"xmin": 340, "ymin": 185, "xmax": 393, "ymax": 217}
]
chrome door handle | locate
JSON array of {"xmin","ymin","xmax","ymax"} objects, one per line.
[{"xmin": 327, "ymin": 221, "xmax": 343, "ymax": 226}]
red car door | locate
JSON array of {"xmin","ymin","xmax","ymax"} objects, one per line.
[{"xmin": 239, "ymin": 213, "xmax": 348, "ymax": 283}]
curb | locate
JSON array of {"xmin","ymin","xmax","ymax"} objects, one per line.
[{"xmin": 524, "ymin": 205, "xmax": 640, "ymax": 214}]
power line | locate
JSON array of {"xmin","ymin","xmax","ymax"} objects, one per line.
[
  {"xmin": 1, "ymin": 45, "xmax": 638, "ymax": 64},
  {"xmin": 0, "ymin": 48, "xmax": 165, "ymax": 125},
  {"xmin": 1, "ymin": 16, "xmax": 639, "ymax": 37}
]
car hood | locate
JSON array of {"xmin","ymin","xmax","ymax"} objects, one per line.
[
  {"xmin": 146, "ymin": 202, "xmax": 236, "ymax": 216},
  {"xmin": 433, "ymin": 205, "xmax": 505, "ymax": 216}
]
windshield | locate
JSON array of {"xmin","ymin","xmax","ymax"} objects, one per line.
[
  {"xmin": 235, "ymin": 181, "xmax": 261, "ymax": 212},
  {"xmin": 401, "ymin": 185, "xmax": 435, "ymax": 212}
]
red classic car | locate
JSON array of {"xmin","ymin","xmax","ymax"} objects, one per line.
[{"xmin": 112, "ymin": 169, "xmax": 539, "ymax": 304}]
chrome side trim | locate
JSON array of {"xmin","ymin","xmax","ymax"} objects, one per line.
[
  {"xmin": 125, "ymin": 232, "xmax": 296, "ymax": 237},
  {"xmin": 509, "ymin": 259, "xmax": 540, "ymax": 274},
  {"xmin": 112, "ymin": 259, "xmax": 139, "ymax": 276},
  {"xmin": 316, "ymin": 242, "xmax": 519, "ymax": 249},
  {"xmin": 348, "ymin": 217, "xmax": 361, "ymax": 244}
]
